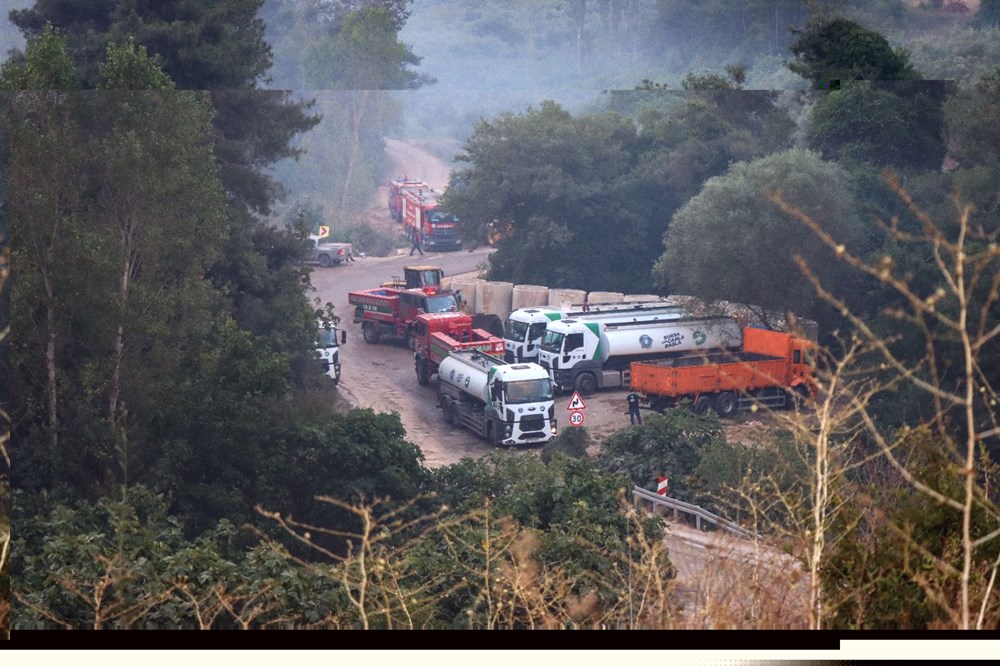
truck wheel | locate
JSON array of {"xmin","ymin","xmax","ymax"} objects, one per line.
[
  {"xmin": 416, "ymin": 358, "xmax": 430, "ymax": 386},
  {"xmin": 486, "ymin": 422, "xmax": 501, "ymax": 447},
  {"xmin": 450, "ymin": 403, "xmax": 461, "ymax": 427},
  {"xmin": 715, "ymin": 392, "xmax": 738, "ymax": 417},
  {"xmin": 362, "ymin": 323, "xmax": 380, "ymax": 344},
  {"xmin": 649, "ymin": 397, "xmax": 669, "ymax": 413},
  {"xmin": 574, "ymin": 372, "xmax": 598, "ymax": 396},
  {"xmin": 693, "ymin": 395, "xmax": 714, "ymax": 415},
  {"xmin": 318, "ymin": 254, "xmax": 332, "ymax": 268},
  {"xmin": 790, "ymin": 385, "xmax": 810, "ymax": 410}
]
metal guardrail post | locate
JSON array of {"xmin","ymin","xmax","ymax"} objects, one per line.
[{"xmin": 631, "ymin": 486, "xmax": 758, "ymax": 541}]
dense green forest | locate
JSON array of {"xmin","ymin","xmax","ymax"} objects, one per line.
[{"xmin": 3, "ymin": 0, "xmax": 1000, "ymax": 633}]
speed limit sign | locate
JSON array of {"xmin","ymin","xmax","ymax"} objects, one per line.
[{"xmin": 569, "ymin": 411, "xmax": 585, "ymax": 427}]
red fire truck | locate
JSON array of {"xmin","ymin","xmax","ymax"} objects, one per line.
[
  {"xmin": 348, "ymin": 285, "xmax": 461, "ymax": 348},
  {"xmin": 401, "ymin": 187, "xmax": 463, "ymax": 251},
  {"xmin": 387, "ymin": 177, "xmax": 428, "ymax": 223},
  {"xmin": 412, "ymin": 311, "xmax": 505, "ymax": 385}
]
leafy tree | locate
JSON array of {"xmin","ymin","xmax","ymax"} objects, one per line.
[
  {"xmin": 768, "ymin": 170, "xmax": 1000, "ymax": 629},
  {"xmin": 445, "ymin": 101, "xmax": 673, "ymax": 292},
  {"xmin": 10, "ymin": 0, "xmax": 271, "ymax": 89},
  {"xmin": 908, "ymin": 26, "xmax": 1000, "ymax": 81},
  {"xmin": 807, "ymin": 80, "xmax": 948, "ymax": 171},
  {"xmin": 300, "ymin": 6, "xmax": 431, "ymax": 211},
  {"xmin": 3, "ymin": 24, "xmax": 86, "ymax": 464},
  {"xmin": 945, "ymin": 69, "xmax": 1000, "ymax": 176},
  {"xmin": 6, "ymin": 0, "xmax": 323, "ymax": 384},
  {"xmin": 595, "ymin": 408, "xmax": 726, "ymax": 504},
  {"xmin": 787, "ymin": 17, "xmax": 921, "ymax": 87},
  {"xmin": 654, "ymin": 148, "xmax": 863, "ymax": 329},
  {"xmin": 425, "ymin": 451, "xmax": 669, "ymax": 625}
]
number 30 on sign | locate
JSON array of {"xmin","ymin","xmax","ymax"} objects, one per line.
[{"xmin": 569, "ymin": 411, "xmax": 585, "ymax": 427}]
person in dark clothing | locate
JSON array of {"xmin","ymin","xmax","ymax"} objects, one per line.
[
  {"xmin": 627, "ymin": 392, "xmax": 642, "ymax": 425},
  {"xmin": 409, "ymin": 231, "xmax": 424, "ymax": 256}
]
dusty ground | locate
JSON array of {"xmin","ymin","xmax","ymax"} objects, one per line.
[
  {"xmin": 314, "ymin": 137, "xmax": 809, "ymax": 626},
  {"xmin": 332, "ymin": 137, "xmax": 792, "ymax": 466},
  {"xmin": 324, "ymin": 138, "xmax": 651, "ymax": 467}
]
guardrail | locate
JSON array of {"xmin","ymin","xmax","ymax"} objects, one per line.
[{"xmin": 632, "ymin": 486, "xmax": 758, "ymax": 541}]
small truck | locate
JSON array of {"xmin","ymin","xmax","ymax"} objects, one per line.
[
  {"xmin": 305, "ymin": 235, "xmax": 353, "ymax": 268},
  {"xmin": 437, "ymin": 349, "xmax": 557, "ymax": 446},
  {"xmin": 412, "ymin": 311, "xmax": 505, "ymax": 385},
  {"xmin": 629, "ymin": 327, "xmax": 817, "ymax": 417},
  {"xmin": 315, "ymin": 320, "xmax": 347, "ymax": 384}
]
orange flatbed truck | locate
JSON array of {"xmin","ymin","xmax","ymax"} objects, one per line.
[
  {"xmin": 412, "ymin": 311, "xmax": 505, "ymax": 385},
  {"xmin": 630, "ymin": 327, "xmax": 817, "ymax": 417}
]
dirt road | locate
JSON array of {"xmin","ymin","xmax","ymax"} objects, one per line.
[
  {"xmin": 309, "ymin": 137, "xmax": 808, "ymax": 625},
  {"xmin": 309, "ymin": 137, "xmax": 637, "ymax": 467}
]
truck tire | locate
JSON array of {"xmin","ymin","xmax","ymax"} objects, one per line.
[
  {"xmin": 318, "ymin": 254, "xmax": 332, "ymax": 268},
  {"xmin": 450, "ymin": 402, "xmax": 461, "ymax": 428},
  {"xmin": 693, "ymin": 395, "xmax": 714, "ymax": 415},
  {"xmin": 574, "ymin": 372, "xmax": 598, "ymax": 396},
  {"xmin": 790, "ymin": 384, "xmax": 810, "ymax": 410},
  {"xmin": 362, "ymin": 323, "xmax": 380, "ymax": 344},
  {"xmin": 416, "ymin": 358, "xmax": 431, "ymax": 386},
  {"xmin": 715, "ymin": 391, "xmax": 738, "ymax": 417}
]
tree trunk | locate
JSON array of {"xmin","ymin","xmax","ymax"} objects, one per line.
[{"xmin": 340, "ymin": 89, "xmax": 370, "ymax": 211}]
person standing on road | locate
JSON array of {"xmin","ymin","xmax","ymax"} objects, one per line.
[
  {"xmin": 627, "ymin": 392, "xmax": 642, "ymax": 425},
  {"xmin": 409, "ymin": 231, "xmax": 424, "ymax": 256}
]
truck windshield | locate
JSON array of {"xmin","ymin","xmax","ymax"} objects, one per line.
[
  {"xmin": 540, "ymin": 330, "xmax": 564, "ymax": 354},
  {"xmin": 504, "ymin": 379, "xmax": 553, "ymax": 404},
  {"xmin": 415, "ymin": 269, "xmax": 440, "ymax": 286},
  {"xmin": 425, "ymin": 295, "xmax": 459, "ymax": 313},
  {"xmin": 429, "ymin": 211, "xmax": 457, "ymax": 224},
  {"xmin": 506, "ymin": 320, "xmax": 528, "ymax": 342},
  {"xmin": 316, "ymin": 328, "xmax": 338, "ymax": 347}
]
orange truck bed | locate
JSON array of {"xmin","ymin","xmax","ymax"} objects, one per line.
[{"xmin": 630, "ymin": 327, "xmax": 815, "ymax": 415}]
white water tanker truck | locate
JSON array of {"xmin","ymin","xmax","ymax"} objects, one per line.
[
  {"xmin": 536, "ymin": 314, "xmax": 743, "ymax": 395},
  {"xmin": 504, "ymin": 300, "xmax": 688, "ymax": 363},
  {"xmin": 437, "ymin": 349, "xmax": 557, "ymax": 446}
]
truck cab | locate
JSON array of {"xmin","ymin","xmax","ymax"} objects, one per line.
[
  {"xmin": 316, "ymin": 320, "xmax": 347, "ymax": 384},
  {"xmin": 505, "ymin": 307, "xmax": 564, "ymax": 363},
  {"xmin": 381, "ymin": 266, "xmax": 445, "ymax": 290},
  {"xmin": 438, "ymin": 350, "xmax": 557, "ymax": 446}
]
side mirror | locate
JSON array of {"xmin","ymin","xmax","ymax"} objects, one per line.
[{"xmin": 341, "ymin": 330, "xmax": 347, "ymax": 344}]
